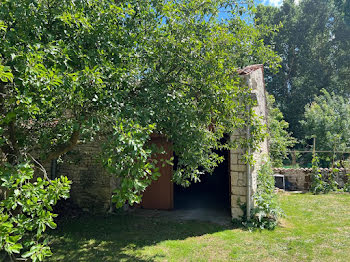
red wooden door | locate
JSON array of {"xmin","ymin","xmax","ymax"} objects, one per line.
[{"xmin": 141, "ymin": 135, "xmax": 174, "ymax": 210}]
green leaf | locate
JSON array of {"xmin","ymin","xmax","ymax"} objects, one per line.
[{"xmin": 7, "ymin": 243, "xmax": 23, "ymax": 254}]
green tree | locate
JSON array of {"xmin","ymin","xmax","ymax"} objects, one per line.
[
  {"xmin": 0, "ymin": 0, "xmax": 280, "ymax": 260},
  {"xmin": 267, "ymin": 94, "xmax": 296, "ymax": 167},
  {"xmin": 256, "ymin": 0, "xmax": 350, "ymax": 139},
  {"xmin": 301, "ymin": 89, "xmax": 350, "ymax": 152}
]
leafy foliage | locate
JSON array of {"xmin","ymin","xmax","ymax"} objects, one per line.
[
  {"xmin": 267, "ymin": 94, "xmax": 296, "ymax": 167},
  {"xmin": 338, "ymin": 158, "xmax": 350, "ymax": 192},
  {"xmin": 0, "ymin": 163, "xmax": 70, "ymax": 261},
  {"xmin": 0, "ymin": 64, "xmax": 13, "ymax": 83},
  {"xmin": 344, "ymin": 174, "xmax": 350, "ymax": 192},
  {"xmin": 242, "ymin": 159, "xmax": 283, "ymax": 230},
  {"xmin": 301, "ymin": 89, "xmax": 350, "ymax": 152},
  {"xmin": 101, "ymin": 120, "xmax": 161, "ymax": 208},
  {"xmin": 310, "ymin": 154, "xmax": 328, "ymax": 194},
  {"xmin": 251, "ymin": 160, "xmax": 283, "ymax": 229},
  {"xmin": 310, "ymin": 154, "xmax": 338, "ymax": 194}
]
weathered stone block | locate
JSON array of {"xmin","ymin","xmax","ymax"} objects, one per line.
[
  {"xmin": 230, "ymin": 153, "xmax": 238, "ymax": 165},
  {"xmin": 231, "ymin": 172, "xmax": 239, "ymax": 185},
  {"xmin": 231, "ymin": 195, "xmax": 246, "ymax": 206},
  {"xmin": 238, "ymin": 172, "xmax": 246, "ymax": 180},
  {"xmin": 237, "ymin": 178, "xmax": 246, "ymax": 187},
  {"xmin": 236, "ymin": 164, "xmax": 247, "ymax": 172},
  {"xmin": 231, "ymin": 186, "xmax": 246, "ymax": 196},
  {"xmin": 231, "ymin": 207, "xmax": 243, "ymax": 218}
]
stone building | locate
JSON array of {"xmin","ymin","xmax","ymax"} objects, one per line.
[{"xmin": 52, "ymin": 64, "xmax": 269, "ymax": 218}]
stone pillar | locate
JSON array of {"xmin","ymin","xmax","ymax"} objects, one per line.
[
  {"xmin": 230, "ymin": 145, "xmax": 247, "ymax": 218},
  {"xmin": 230, "ymin": 64, "xmax": 269, "ymax": 219}
]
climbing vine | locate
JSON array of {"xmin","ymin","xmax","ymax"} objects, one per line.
[{"xmin": 310, "ymin": 154, "xmax": 338, "ymax": 194}]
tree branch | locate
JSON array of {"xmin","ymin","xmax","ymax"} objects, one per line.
[
  {"xmin": 43, "ymin": 128, "xmax": 80, "ymax": 164},
  {"xmin": 27, "ymin": 153, "xmax": 51, "ymax": 183}
]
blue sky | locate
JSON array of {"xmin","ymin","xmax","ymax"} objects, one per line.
[
  {"xmin": 217, "ymin": 0, "xmax": 284, "ymax": 21},
  {"xmin": 217, "ymin": 0, "xmax": 300, "ymax": 20}
]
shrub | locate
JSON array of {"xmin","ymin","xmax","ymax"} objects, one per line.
[{"xmin": 240, "ymin": 159, "xmax": 283, "ymax": 230}]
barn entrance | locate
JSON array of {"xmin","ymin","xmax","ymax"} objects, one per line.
[
  {"xmin": 173, "ymin": 147, "xmax": 231, "ymax": 221},
  {"xmin": 141, "ymin": 135, "xmax": 232, "ymax": 223}
]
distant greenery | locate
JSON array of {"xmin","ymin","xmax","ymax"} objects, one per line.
[
  {"xmin": 256, "ymin": 0, "xmax": 350, "ymax": 139},
  {"xmin": 301, "ymin": 89, "xmax": 350, "ymax": 152},
  {"xmin": 267, "ymin": 94, "xmax": 296, "ymax": 167},
  {"xmin": 44, "ymin": 193, "xmax": 350, "ymax": 262}
]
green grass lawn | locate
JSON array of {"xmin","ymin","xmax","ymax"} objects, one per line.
[{"xmin": 47, "ymin": 193, "xmax": 350, "ymax": 262}]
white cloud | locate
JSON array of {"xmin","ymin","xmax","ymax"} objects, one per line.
[
  {"xmin": 262, "ymin": 0, "xmax": 300, "ymax": 6},
  {"xmin": 263, "ymin": 0, "xmax": 283, "ymax": 7}
]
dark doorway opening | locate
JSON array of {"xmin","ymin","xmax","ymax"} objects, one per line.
[{"xmin": 173, "ymin": 141, "xmax": 231, "ymax": 223}]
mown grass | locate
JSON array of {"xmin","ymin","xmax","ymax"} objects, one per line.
[{"xmin": 47, "ymin": 193, "xmax": 350, "ymax": 261}]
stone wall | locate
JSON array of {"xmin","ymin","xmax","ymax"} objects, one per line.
[
  {"xmin": 54, "ymin": 141, "xmax": 116, "ymax": 213},
  {"xmin": 273, "ymin": 168, "xmax": 311, "ymax": 191},
  {"xmin": 273, "ymin": 168, "xmax": 349, "ymax": 191},
  {"xmin": 230, "ymin": 65, "xmax": 269, "ymax": 218}
]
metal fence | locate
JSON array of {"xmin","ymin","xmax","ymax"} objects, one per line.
[{"xmin": 283, "ymin": 150, "xmax": 350, "ymax": 168}]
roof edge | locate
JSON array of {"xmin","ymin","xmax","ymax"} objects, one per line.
[{"xmin": 237, "ymin": 64, "xmax": 264, "ymax": 76}]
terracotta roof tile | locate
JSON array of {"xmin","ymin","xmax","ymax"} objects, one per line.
[{"xmin": 237, "ymin": 64, "xmax": 263, "ymax": 75}]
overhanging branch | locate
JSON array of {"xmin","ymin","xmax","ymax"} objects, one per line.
[{"xmin": 43, "ymin": 128, "xmax": 80, "ymax": 164}]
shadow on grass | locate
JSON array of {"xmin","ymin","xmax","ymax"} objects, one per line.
[{"xmin": 47, "ymin": 212, "xmax": 233, "ymax": 262}]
